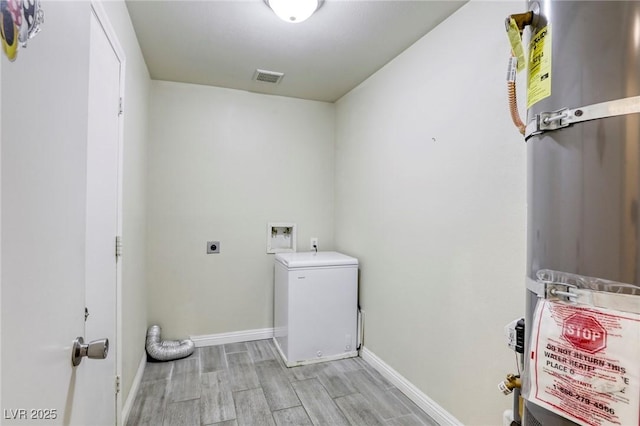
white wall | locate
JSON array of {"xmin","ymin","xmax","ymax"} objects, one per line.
[
  {"xmin": 102, "ymin": 0, "xmax": 151, "ymax": 407},
  {"xmin": 334, "ymin": 1, "xmax": 526, "ymax": 424},
  {"xmin": 147, "ymin": 82, "xmax": 335, "ymax": 338}
]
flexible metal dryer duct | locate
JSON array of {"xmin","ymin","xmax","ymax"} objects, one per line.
[{"xmin": 145, "ymin": 325, "xmax": 195, "ymax": 362}]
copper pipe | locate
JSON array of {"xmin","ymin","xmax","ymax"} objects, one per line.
[
  {"xmin": 505, "ymin": 11, "xmax": 534, "ymax": 34},
  {"xmin": 508, "ymin": 81, "xmax": 526, "ymax": 135},
  {"xmin": 505, "ymin": 373, "xmax": 522, "ymax": 390},
  {"xmin": 508, "ymin": 76, "xmax": 526, "ymax": 136},
  {"xmin": 499, "ymin": 373, "xmax": 522, "ymax": 395},
  {"xmin": 504, "ymin": 11, "xmax": 533, "ymax": 137}
]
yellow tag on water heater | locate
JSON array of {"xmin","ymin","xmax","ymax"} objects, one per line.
[
  {"xmin": 507, "ymin": 18, "xmax": 526, "ymax": 73},
  {"xmin": 527, "ymin": 25, "xmax": 552, "ymax": 109}
]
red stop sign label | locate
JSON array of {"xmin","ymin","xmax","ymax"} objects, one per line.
[{"xmin": 562, "ymin": 313, "xmax": 607, "ymax": 354}]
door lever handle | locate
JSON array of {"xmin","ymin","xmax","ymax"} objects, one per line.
[{"xmin": 71, "ymin": 336, "xmax": 109, "ymax": 367}]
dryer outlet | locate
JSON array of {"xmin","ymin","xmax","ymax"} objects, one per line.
[{"xmin": 207, "ymin": 241, "xmax": 220, "ymax": 254}]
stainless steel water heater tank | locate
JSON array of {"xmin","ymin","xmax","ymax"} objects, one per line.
[{"xmin": 523, "ymin": 1, "xmax": 640, "ymax": 425}]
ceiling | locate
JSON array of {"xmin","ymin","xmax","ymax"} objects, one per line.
[{"xmin": 126, "ymin": 0, "xmax": 467, "ymax": 103}]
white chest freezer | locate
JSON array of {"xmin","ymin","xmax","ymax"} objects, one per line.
[{"xmin": 273, "ymin": 251, "xmax": 359, "ymax": 367}]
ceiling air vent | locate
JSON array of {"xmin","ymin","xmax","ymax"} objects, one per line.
[{"xmin": 253, "ymin": 69, "xmax": 285, "ymax": 84}]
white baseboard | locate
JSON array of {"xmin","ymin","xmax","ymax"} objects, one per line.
[
  {"xmin": 121, "ymin": 352, "xmax": 146, "ymax": 426},
  {"xmin": 190, "ymin": 327, "xmax": 274, "ymax": 347},
  {"xmin": 360, "ymin": 346, "xmax": 463, "ymax": 426}
]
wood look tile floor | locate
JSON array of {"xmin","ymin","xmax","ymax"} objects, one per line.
[{"xmin": 126, "ymin": 339, "xmax": 438, "ymax": 426}]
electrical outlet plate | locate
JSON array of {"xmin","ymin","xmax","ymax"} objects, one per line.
[
  {"xmin": 310, "ymin": 237, "xmax": 318, "ymax": 250},
  {"xmin": 207, "ymin": 241, "xmax": 220, "ymax": 254}
]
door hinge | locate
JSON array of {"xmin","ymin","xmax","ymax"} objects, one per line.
[
  {"xmin": 118, "ymin": 97, "xmax": 123, "ymax": 116},
  {"xmin": 115, "ymin": 375, "xmax": 121, "ymax": 394},
  {"xmin": 115, "ymin": 236, "xmax": 122, "ymax": 259}
]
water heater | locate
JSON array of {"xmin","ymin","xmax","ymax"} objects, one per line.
[{"xmin": 508, "ymin": 1, "xmax": 640, "ymax": 425}]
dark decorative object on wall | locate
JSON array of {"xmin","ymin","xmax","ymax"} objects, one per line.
[{"xmin": 1, "ymin": 0, "xmax": 44, "ymax": 62}]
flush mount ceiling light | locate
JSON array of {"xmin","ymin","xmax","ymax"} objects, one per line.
[{"xmin": 264, "ymin": 0, "xmax": 324, "ymax": 23}]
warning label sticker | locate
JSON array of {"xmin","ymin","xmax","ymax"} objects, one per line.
[
  {"xmin": 507, "ymin": 18, "xmax": 525, "ymax": 73},
  {"xmin": 527, "ymin": 25, "xmax": 552, "ymax": 109},
  {"xmin": 528, "ymin": 300, "xmax": 640, "ymax": 426}
]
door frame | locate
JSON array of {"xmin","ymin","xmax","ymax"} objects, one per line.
[{"xmin": 89, "ymin": 2, "xmax": 126, "ymax": 424}]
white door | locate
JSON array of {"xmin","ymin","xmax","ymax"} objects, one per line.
[
  {"xmin": 83, "ymin": 6, "xmax": 123, "ymax": 426},
  {"xmin": 0, "ymin": 3, "xmax": 122, "ymax": 425}
]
